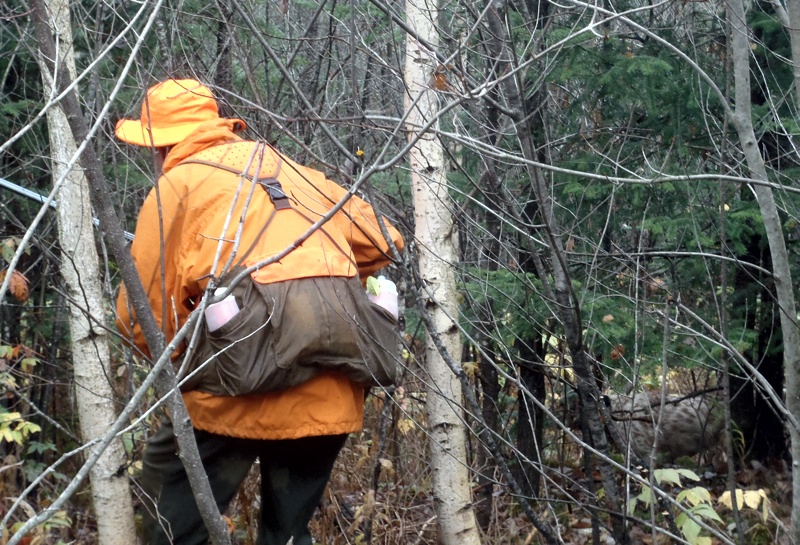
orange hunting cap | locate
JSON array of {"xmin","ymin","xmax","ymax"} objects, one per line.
[{"xmin": 115, "ymin": 79, "xmax": 223, "ymax": 147}]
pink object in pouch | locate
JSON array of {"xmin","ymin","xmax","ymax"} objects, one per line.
[
  {"xmin": 205, "ymin": 289, "xmax": 240, "ymax": 332},
  {"xmin": 368, "ymin": 276, "xmax": 399, "ymax": 319}
]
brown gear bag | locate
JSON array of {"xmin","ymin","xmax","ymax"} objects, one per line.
[{"xmin": 180, "ymin": 273, "xmax": 400, "ymax": 396}]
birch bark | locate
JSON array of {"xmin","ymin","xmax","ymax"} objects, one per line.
[
  {"xmin": 404, "ymin": 1, "xmax": 482, "ymax": 542},
  {"xmin": 36, "ymin": 1, "xmax": 136, "ymax": 543}
]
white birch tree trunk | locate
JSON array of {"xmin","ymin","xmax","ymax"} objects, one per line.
[
  {"xmin": 403, "ymin": 2, "xmax": 481, "ymax": 543},
  {"xmin": 787, "ymin": 0, "xmax": 800, "ymax": 102},
  {"xmin": 37, "ymin": 1, "xmax": 137, "ymax": 543},
  {"xmin": 727, "ymin": 0, "xmax": 800, "ymax": 540}
]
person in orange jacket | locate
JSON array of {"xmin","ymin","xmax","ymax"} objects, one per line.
[{"xmin": 115, "ymin": 79, "xmax": 404, "ymax": 545}]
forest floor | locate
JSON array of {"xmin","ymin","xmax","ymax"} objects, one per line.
[
  {"xmin": 1, "ymin": 422, "xmax": 793, "ymax": 544},
  {"xmin": 1, "ymin": 379, "xmax": 794, "ymax": 544}
]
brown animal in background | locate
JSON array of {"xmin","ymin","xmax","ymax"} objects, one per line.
[{"xmin": 604, "ymin": 390, "xmax": 724, "ymax": 465}]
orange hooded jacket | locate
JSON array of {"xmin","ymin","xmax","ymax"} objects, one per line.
[{"xmin": 117, "ymin": 119, "xmax": 404, "ymax": 439}]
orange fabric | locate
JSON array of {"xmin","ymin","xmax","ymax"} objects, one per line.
[
  {"xmin": 161, "ymin": 119, "xmax": 243, "ymax": 171},
  {"xmin": 116, "ymin": 121, "xmax": 404, "ymax": 439},
  {"xmin": 182, "ymin": 374, "xmax": 365, "ymax": 440},
  {"xmin": 115, "ymin": 79, "xmax": 246, "ymax": 148}
]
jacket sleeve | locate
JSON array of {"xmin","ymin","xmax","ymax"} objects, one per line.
[
  {"xmin": 116, "ymin": 176, "xmax": 188, "ymax": 360},
  {"xmin": 325, "ymin": 178, "xmax": 405, "ymax": 280}
]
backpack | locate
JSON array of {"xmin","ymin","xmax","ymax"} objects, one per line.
[
  {"xmin": 180, "ymin": 271, "xmax": 400, "ymax": 396},
  {"xmin": 176, "ymin": 146, "xmax": 400, "ymax": 396}
]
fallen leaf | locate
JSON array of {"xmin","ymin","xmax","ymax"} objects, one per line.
[{"xmin": 6, "ymin": 270, "xmax": 29, "ymax": 302}]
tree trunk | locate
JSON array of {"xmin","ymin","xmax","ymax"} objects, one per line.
[
  {"xmin": 475, "ymin": 304, "xmax": 499, "ymax": 531},
  {"xmin": 473, "ymin": 174, "xmax": 502, "ymax": 531},
  {"xmin": 404, "ymin": 1, "xmax": 482, "ymax": 542},
  {"xmin": 727, "ymin": 0, "xmax": 800, "ymax": 539},
  {"xmin": 36, "ymin": 1, "xmax": 136, "ymax": 543},
  {"xmin": 514, "ymin": 336, "xmax": 545, "ymax": 499},
  {"xmin": 29, "ymin": 2, "xmax": 232, "ymax": 543},
  {"xmin": 786, "ymin": 0, "xmax": 800, "ymax": 110},
  {"xmin": 728, "ymin": 234, "xmax": 788, "ymax": 461}
]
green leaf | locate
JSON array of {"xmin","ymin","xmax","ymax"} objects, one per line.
[
  {"xmin": 366, "ymin": 276, "xmax": 381, "ymax": 296},
  {"xmin": 679, "ymin": 517, "xmax": 702, "ymax": 544},
  {"xmin": 2, "ymin": 239, "xmax": 15, "ymax": 264},
  {"xmin": 636, "ymin": 486, "xmax": 654, "ymax": 509},
  {"xmin": 677, "ymin": 486, "xmax": 712, "ymax": 506},
  {"xmin": 654, "ymin": 468, "xmax": 682, "ymax": 486},
  {"xmin": 0, "ymin": 427, "xmax": 16, "ymax": 443},
  {"xmin": 20, "ymin": 357, "xmax": 37, "ymax": 373},
  {"xmin": 692, "ymin": 503, "xmax": 724, "ymax": 523},
  {"xmin": 19, "ymin": 421, "xmax": 41, "ymax": 437},
  {"xmin": 0, "ymin": 410, "xmax": 21, "ymax": 424},
  {"xmin": 45, "ymin": 510, "xmax": 72, "ymax": 528},
  {"xmin": 27, "ymin": 440, "xmax": 56, "ymax": 455},
  {"xmin": 676, "ymin": 468, "xmax": 701, "ymax": 481}
]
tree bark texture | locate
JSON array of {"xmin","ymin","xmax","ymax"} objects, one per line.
[
  {"xmin": 36, "ymin": 1, "xmax": 137, "ymax": 543},
  {"xmin": 727, "ymin": 0, "xmax": 800, "ymax": 540},
  {"xmin": 729, "ymin": 241, "xmax": 787, "ymax": 461},
  {"xmin": 473, "ymin": 182, "xmax": 502, "ymax": 531},
  {"xmin": 404, "ymin": 1, "xmax": 482, "ymax": 543},
  {"xmin": 514, "ymin": 336, "xmax": 545, "ymax": 500},
  {"xmin": 475, "ymin": 308, "xmax": 499, "ymax": 531}
]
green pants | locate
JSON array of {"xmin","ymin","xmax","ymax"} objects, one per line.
[{"xmin": 139, "ymin": 418, "xmax": 347, "ymax": 545}]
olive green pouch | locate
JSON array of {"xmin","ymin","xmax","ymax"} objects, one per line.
[{"xmin": 181, "ymin": 274, "xmax": 399, "ymax": 396}]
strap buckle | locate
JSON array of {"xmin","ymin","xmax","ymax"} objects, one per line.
[{"xmin": 258, "ymin": 177, "xmax": 291, "ymax": 210}]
